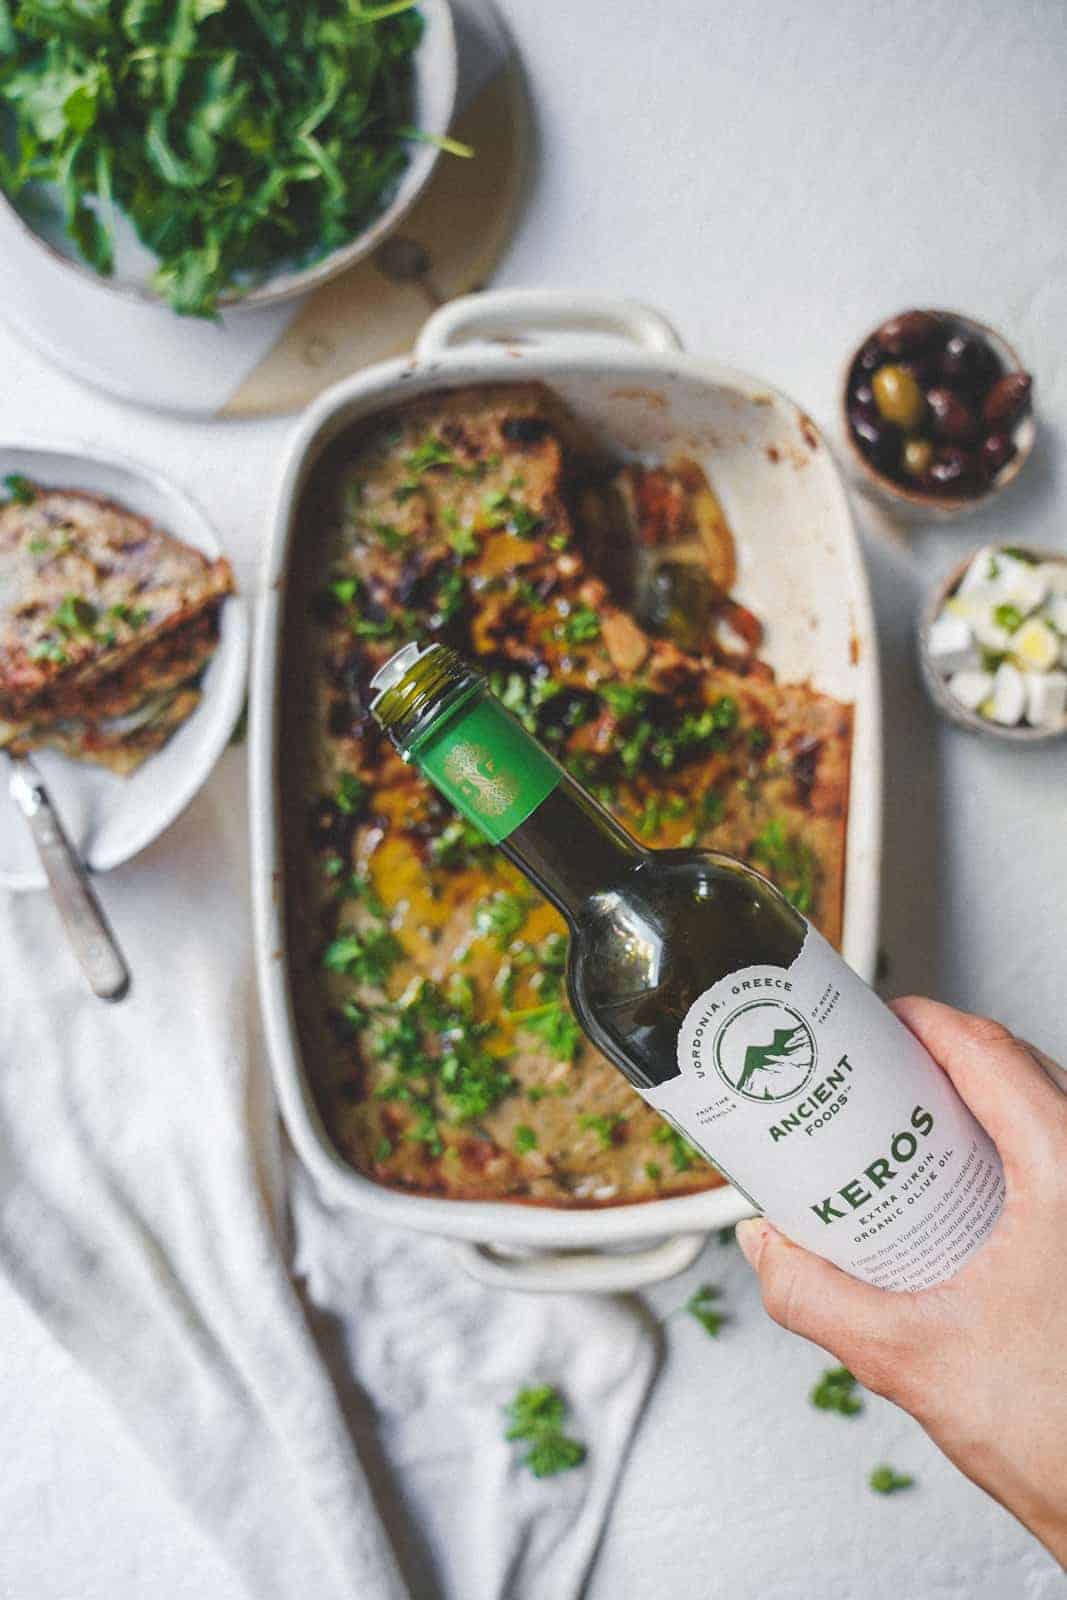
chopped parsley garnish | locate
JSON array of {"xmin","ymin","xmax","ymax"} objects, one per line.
[
  {"xmin": 601, "ymin": 682, "xmax": 654, "ymax": 718},
  {"xmin": 4, "ymin": 473, "xmax": 35, "ymax": 504},
  {"xmin": 335, "ymin": 772, "xmax": 366, "ymax": 815},
  {"xmin": 504, "ymin": 1385, "xmax": 586, "ymax": 1479},
  {"xmin": 562, "ymin": 606, "xmax": 601, "ymax": 645},
  {"xmin": 810, "ymin": 1366, "xmax": 863, "ymax": 1417},
  {"xmin": 28, "ymin": 638, "xmax": 68, "ymax": 664},
  {"xmin": 406, "ymin": 435, "xmax": 455, "ymax": 475},
  {"xmin": 430, "ymin": 817, "xmax": 493, "ymax": 869},
  {"xmin": 373, "ymin": 1136, "xmax": 394, "ymax": 1162},
  {"xmin": 751, "ymin": 820, "xmax": 818, "ymax": 915},
  {"xmin": 993, "ymin": 602, "xmax": 1023, "ymax": 633},
  {"xmin": 512, "ymin": 1001, "xmax": 582, "ymax": 1063},
  {"xmin": 700, "ymin": 787, "xmax": 725, "ymax": 826},
  {"xmin": 636, "ymin": 792, "xmax": 688, "ymax": 837},
  {"xmin": 652, "ymin": 1123, "xmax": 702, "ymax": 1171},
  {"xmin": 363, "ymin": 519, "xmax": 409, "ymax": 551},
  {"xmin": 482, "ymin": 490, "xmax": 543, "ymax": 540},
  {"xmin": 322, "ymin": 925, "xmax": 402, "ymax": 986},
  {"xmin": 682, "ymin": 1283, "xmax": 727, "ymax": 1337},
  {"xmin": 869, "ymin": 1465, "xmax": 915, "ymax": 1495},
  {"xmin": 329, "ymin": 575, "xmax": 361, "ymax": 606},
  {"xmin": 644, "ymin": 1161, "xmax": 663, "ymax": 1182},
  {"xmin": 579, "ymin": 1112, "xmax": 625, "ymax": 1149},
  {"xmin": 52, "ymin": 594, "xmax": 98, "ymax": 636},
  {"xmin": 475, "ymin": 890, "xmax": 533, "ymax": 950},
  {"xmin": 513, "ymin": 1124, "xmax": 538, "ymax": 1154},
  {"xmin": 447, "ymin": 522, "xmax": 479, "ymax": 557}
]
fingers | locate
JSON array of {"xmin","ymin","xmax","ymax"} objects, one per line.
[
  {"xmin": 890, "ymin": 997, "xmax": 1067, "ymax": 1174},
  {"xmin": 736, "ymin": 1218, "xmax": 924, "ymax": 1399}
]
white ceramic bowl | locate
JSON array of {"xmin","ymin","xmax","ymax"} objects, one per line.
[
  {"xmin": 0, "ymin": 0, "xmax": 456, "ymax": 313},
  {"xmin": 919, "ymin": 545, "xmax": 1067, "ymax": 743},
  {"xmin": 251, "ymin": 289, "xmax": 884, "ymax": 1292},
  {"xmin": 0, "ymin": 443, "xmax": 248, "ymax": 892},
  {"xmin": 840, "ymin": 310, "xmax": 1036, "ymax": 524}
]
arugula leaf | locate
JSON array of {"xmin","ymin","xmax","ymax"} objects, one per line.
[{"xmin": 504, "ymin": 1385, "xmax": 586, "ymax": 1479}]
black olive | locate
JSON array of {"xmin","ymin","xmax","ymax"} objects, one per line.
[
  {"xmin": 981, "ymin": 432, "xmax": 1016, "ymax": 478},
  {"xmin": 856, "ymin": 338, "xmax": 885, "ymax": 375},
  {"xmin": 309, "ymin": 798, "xmax": 355, "ymax": 854},
  {"xmin": 849, "ymin": 404, "xmax": 902, "ymax": 473},
  {"xmin": 938, "ymin": 330, "xmax": 1001, "ymax": 396},
  {"xmin": 926, "ymin": 386, "xmax": 980, "ymax": 442},
  {"xmin": 876, "ymin": 310, "xmax": 939, "ymax": 356},
  {"xmin": 982, "ymin": 372, "xmax": 1032, "ymax": 428},
  {"xmin": 922, "ymin": 446, "xmax": 981, "ymax": 495}
]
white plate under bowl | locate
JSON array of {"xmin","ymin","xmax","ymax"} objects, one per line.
[
  {"xmin": 0, "ymin": 0, "xmax": 457, "ymax": 312},
  {"xmin": 0, "ymin": 443, "xmax": 248, "ymax": 893}
]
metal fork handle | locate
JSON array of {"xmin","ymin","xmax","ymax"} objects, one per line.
[{"xmin": 11, "ymin": 769, "xmax": 130, "ymax": 1001}]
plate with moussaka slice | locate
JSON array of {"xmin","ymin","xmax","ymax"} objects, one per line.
[{"xmin": 0, "ymin": 444, "xmax": 247, "ymax": 890}]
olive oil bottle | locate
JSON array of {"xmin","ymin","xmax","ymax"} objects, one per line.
[{"xmin": 371, "ymin": 642, "xmax": 1004, "ymax": 1289}]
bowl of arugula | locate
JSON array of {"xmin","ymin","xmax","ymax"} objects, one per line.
[{"xmin": 0, "ymin": 0, "xmax": 458, "ymax": 318}]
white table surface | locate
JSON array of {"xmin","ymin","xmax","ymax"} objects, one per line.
[{"xmin": 2, "ymin": 2, "xmax": 1065, "ymax": 1596}]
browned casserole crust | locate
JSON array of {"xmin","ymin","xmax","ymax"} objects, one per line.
[
  {"xmin": 282, "ymin": 385, "xmax": 852, "ymax": 1206},
  {"xmin": 0, "ymin": 486, "xmax": 233, "ymax": 771}
]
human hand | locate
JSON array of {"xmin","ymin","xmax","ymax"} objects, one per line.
[{"xmin": 736, "ymin": 998, "xmax": 1067, "ymax": 1566}]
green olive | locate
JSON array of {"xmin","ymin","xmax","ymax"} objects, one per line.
[
  {"xmin": 872, "ymin": 364, "xmax": 925, "ymax": 430},
  {"xmin": 902, "ymin": 437, "xmax": 934, "ymax": 477}
]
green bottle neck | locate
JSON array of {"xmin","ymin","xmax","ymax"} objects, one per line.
[
  {"xmin": 500, "ymin": 773, "xmax": 644, "ymax": 921},
  {"xmin": 408, "ymin": 684, "xmax": 643, "ymax": 922}
]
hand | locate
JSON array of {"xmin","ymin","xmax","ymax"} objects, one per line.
[{"xmin": 736, "ymin": 998, "xmax": 1067, "ymax": 1567}]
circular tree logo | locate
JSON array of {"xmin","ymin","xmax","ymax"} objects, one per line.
[{"xmin": 713, "ymin": 1001, "xmax": 817, "ymax": 1103}]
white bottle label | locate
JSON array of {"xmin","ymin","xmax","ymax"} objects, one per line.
[{"xmin": 643, "ymin": 925, "xmax": 1005, "ymax": 1289}]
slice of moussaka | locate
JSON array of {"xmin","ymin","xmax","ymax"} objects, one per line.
[
  {"xmin": 281, "ymin": 385, "xmax": 852, "ymax": 1207},
  {"xmin": 0, "ymin": 481, "xmax": 234, "ymax": 773}
]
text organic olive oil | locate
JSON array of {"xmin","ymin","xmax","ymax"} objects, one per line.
[{"xmin": 371, "ymin": 643, "xmax": 1004, "ymax": 1289}]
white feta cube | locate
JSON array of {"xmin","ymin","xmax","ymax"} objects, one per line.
[
  {"xmin": 1044, "ymin": 595, "xmax": 1067, "ymax": 636},
  {"xmin": 1024, "ymin": 670, "xmax": 1067, "ymax": 728},
  {"xmin": 971, "ymin": 610, "xmax": 1012, "ymax": 653},
  {"xmin": 1001, "ymin": 563, "xmax": 1050, "ymax": 615},
  {"xmin": 947, "ymin": 670, "xmax": 994, "ymax": 712},
  {"xmin": 1037, "ymin": 561, "xmax": 1067, "ymax": 598},
  {"xmin": 988, "ymin": 662, "xmax": 1026, "ymax": 725},
  {"xmin": 1011, "ymin": 616, "xmax": 1061, "ymax": 673},
  {"xmin": 927, "ymin": 613, "xmax": 978, "ymax": 676},
  {"xmin": 957, "ymin": 547, "xmax": 1004, "ymax": 597}
]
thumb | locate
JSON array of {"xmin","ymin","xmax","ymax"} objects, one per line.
[{"xmin": 735, "ymin": 1219, "xmax": 924, "ymax": 1394}]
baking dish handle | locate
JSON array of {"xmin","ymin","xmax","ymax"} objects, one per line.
[
  {"xmin": 415, "ymin": 289, "xmax": 682, "ymax": 360},
  {"xmin": 450, "ymin": 1231, "xmax": 708, "ymax": 1294}
]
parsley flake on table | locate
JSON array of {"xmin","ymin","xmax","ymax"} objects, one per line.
[
  {"xmin": 869, "ymin": 1465, "xmax": 915, "ymax": 1495},
  {"xmin": 504, "ymin": 1385, "xmax": 587, "ymax": 1479},
  {"xmin": 810, "ymin": 1366, "xmax": 864, "ymax": 1417},
  {"xmin": 681, "ymin": 1283, "xmax": 728, "ymax": 1338}
]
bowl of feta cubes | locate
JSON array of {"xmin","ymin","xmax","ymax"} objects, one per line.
[{"xmin": 920, "ymin": 545, "xmax": 1067, "ymax": 740}]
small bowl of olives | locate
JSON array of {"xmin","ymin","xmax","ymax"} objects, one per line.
[{"xmin": 842, "ymin": 310, "xmax": 1035, "ymax": 519}]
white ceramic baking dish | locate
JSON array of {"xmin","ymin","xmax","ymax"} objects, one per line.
[{"xmin": 251, "ymin": 289, "xmax": 883, "ymax": 1293}]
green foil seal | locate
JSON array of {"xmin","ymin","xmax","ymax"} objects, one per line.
[{"xmin": 411, "ymin": 692, "xmax": 561, "ymax": 844}]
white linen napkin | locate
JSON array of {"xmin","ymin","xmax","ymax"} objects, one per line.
[{"xmin": 0, "ymin": 752, "xmax": 656, "ymax": 1599}]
